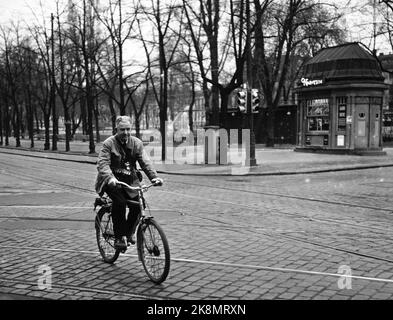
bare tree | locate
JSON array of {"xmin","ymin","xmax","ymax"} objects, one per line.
[
  {"xmin": 65, "ymin": 0, "xmax": 101, "ymax": 153},
  {"xmin": 253, "ymin": 0, "xmax": 344, "ymax": 146},
  {"xmin": 137, "ymin": 0, "xmax": 184, "ymax": 161},
  {"xmin": 128, "ymin": 74, "xmax": 150, "ymax": 138},
  {"xmin": 27, "ymin": 20, "xmax": 53, "ymax": 150},
  {"xmin": 182, "ymin": 0, "xmax": 255, "ymax": 129},
  {"xmin": 90, "ymin": 0, "xmax": 139, "ymax": 115},
  {"xmin": 0, "ymin": 24, "xmax": 25, "ymax": 148}
]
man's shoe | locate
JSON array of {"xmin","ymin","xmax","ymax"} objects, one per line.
[
  {"xmin": 114, "ymin": 238, "xmax": 127, "ymax": 251},
  {"xmin": 127, "ymin": 234, "xmax": 136, "ymax": 245}
]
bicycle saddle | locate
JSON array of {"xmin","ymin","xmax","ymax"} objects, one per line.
[{"xmin": 94, "ymin": 197, "xmax": 111, "ymax": 210}]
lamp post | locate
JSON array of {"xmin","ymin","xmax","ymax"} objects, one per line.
[{"xmin": 246, "ymin": 0, "xmax": 257, "ymax": 166}]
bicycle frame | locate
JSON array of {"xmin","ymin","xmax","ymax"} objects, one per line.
[
  {"xmin": 116, "ymin": 181, "xmax": 156, "ymax": 240},
  {"xmin": 95, "ymin": 182, "xmax": 153, "ymax": 245}
]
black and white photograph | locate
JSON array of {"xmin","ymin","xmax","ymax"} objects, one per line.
[{"xmin": 0, "ymin": 0, "xmax": 392, "ymax": 314}]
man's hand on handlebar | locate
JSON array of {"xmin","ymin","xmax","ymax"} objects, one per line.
[
  {"xmin": 108, "ymin": 177, "xmax": 119, "ymax": 188},
  {"xmin": 151, "ymin": 177, "xmax": 164, "ymax": 186}
]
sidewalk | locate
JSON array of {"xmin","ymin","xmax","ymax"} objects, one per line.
[{"xmin": 1, "ymin": 138, "xmax": 393, "ymax": 176}]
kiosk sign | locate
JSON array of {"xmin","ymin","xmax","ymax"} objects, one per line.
[{"xmin": 301, "ymin": 77, "xmax": 323, "ymax": 87}]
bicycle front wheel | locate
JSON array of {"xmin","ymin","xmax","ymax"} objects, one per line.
[
  {"xmin": 95, "ymin": 207, "xmax": 120, "ymax": 264},
  {"xmin": 137, "ymin": 219, "xmax": 170, "ymax": 284}
]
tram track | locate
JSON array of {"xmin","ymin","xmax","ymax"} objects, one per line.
[
  {"xmin": 2, "ymin": 152, "xmax": 393, "ymax": 214},
  {"xmin": 2, "ymin": 151, "xmax": 393, "ymax": 213},
  {"xmin": 167, "ymin": 178, "xmax": 393, "ymax": 214},
  {"xmin": 2, "ymin": 155, "xmax": 393, "ymax": 225},
  {"xmin": 1, "ymin": 156, "xmax": 393, "ymax": 267},
  {"xmin": 1, "ymin": 160, "xmax": 392, "ymax": 235},
  {"xmin": 1, "ymin": 211, "xmax": 393, "ymax": 265},
  {"xmin": 1, "ymin": 168, "xmax": 390, "ymax": 236},
  {"xmin": 2, "ymin": 154, "xmax": 393, "ymax": 218}
]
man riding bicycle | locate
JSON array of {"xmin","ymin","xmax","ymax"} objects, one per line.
[{"xmin": 95, "ymin": 115, "xmax": 163, "ymax": 251}]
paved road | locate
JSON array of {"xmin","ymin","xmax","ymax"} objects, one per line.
[{"xmin": 0, "ymin": 151, "xmax": 393, "ymax": 301}]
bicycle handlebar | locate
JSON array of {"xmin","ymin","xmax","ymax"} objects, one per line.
[{"xmin": 116, "ymin": 181, "xmax": 158, "ymax": 191}]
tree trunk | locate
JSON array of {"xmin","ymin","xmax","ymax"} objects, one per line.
[
  {"xmin": 26, "ymin": 54, "xmax": 34, "ymax": 149},
  {"xmin": 72, "ymin": 112, "xmax": 82, "ymax": 137},
  {"xmin": 188, "ymin": 103, "xmax": 194, "ymax": 134},
  {"xmin": 34, "ymin": 107, "xmax": 40, "ymax": 134},
  {"xmin": 160, "ymin": 109, "xmax": 166, "ymax": 161},
  {"xmin": 14, "ymin": 104, "xmax": 21, "ymax": 147},
  {"xmin": 51, "ymin": 14, "xmax": 58, "ymax": 152},
  {"xmin": 79, "ymin": 73, "xmax": 87, "ymax": 135},
  {"xmin": 219, "ymin": 89, "xmax": 230, "ymax": 128},
  {"xmin": 203, "ymin": 82, "xmax": 210, "ymax": 126},
  {"xmin": 65, "ymin": 121, "xmax": 71, "ymax": 151},
  {"xmin": 26, "ymin": 98, "xmax": 34, "ymax": 149},
  {"xmin": 51, "ymin": 91, "xmax": 58, "ymax": 151},
  {"xmin": 5, "ymin": 103, "xmax": 10, "ymax": 146},
  {"xmin": 108, "ymin": 96, "xmax": 116, "ymax": 134},
  {"xmin": 135, "ymin": 115, "xmax": 141, "ymax": 139},
  {"xmin": 145, "ymin": 104, "xmax": 149, "ymax": 130},
  {"xmin": 27, "ymin": 105, "xmax": 34, "ymax": 148},
  {"xmin": 86, "ymin": 87, "xmax": 95, "ymax": 154},
  {"xmin": 265, "ymin": 107, "xmax": 275, "ymax": 147},
  {"xmin": 64, "ymin": 110, "xmax": 71, "ymax": 152},
  {"xmin": 44, "ymin": 113, "xmax": 51, "ymax": 150},
  {"xmin": 94, "ymin": 100, "xmax": 100, "ymax": 143}
]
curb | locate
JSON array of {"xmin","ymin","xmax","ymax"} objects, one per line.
[
  {"xmin": 154, "ymin": 163, "xmax": 393, "ymax": 176},
  {"xmin": 2, "ymin": 146, "xmax": 393, "ymax": 177}
]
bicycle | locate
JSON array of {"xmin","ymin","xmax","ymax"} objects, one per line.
[{"xmin": 93, "ymin": 181, "xmax": 170, "ymax": 284}]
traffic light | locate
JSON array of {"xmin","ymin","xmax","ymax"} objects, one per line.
[
  {"xmin": 236, "ymin": 89, "xmax": 247, "ymax": 113},
  {"xmin": 251, "ymin": 89, "xmax": 260, "ymax": 113}
]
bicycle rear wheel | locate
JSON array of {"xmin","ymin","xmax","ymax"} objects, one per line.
[
  {"xmin": 95, "ymin": 207, "xmax": 120, "ymax": 264},
  {"xmin": 137, "ymin": 219, "xmax": 170, "ymax": 284}
]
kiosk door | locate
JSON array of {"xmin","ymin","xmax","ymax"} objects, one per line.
[{"xmin": 354, "ymin": 104, "xmax": 369, "ymax": 149}]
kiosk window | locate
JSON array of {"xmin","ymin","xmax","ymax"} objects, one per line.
[
  {"xmin": 308, "ymin": 117, "xmax": 329, "ymax": 131},
  {"xmin": 306, "ymin": 98, "xmax": 330, "ymax": 132}
]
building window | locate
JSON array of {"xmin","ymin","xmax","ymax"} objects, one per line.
[{"xmin": 306, "ymin": 98, "xmax": 330, "ymax": 132}]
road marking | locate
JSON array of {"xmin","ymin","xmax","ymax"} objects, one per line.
[{"xmin": 1, "ymin": 245, "xmax": 393, "ymax": 285}]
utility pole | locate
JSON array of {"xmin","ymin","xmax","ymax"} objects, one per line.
[
  {"xmin": 246, "ymin": 0, "xmax": 257, "ymax": 166},
  {"xmin": 51, "ymin": 13, "xmax": 58, "ymax": 151}
]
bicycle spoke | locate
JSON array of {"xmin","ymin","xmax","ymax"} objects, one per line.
[
  {"xmin": 138, "ymin": 220, "xmax": 170, "ymax": 284},
  {"xmin": 96, "ymin": 208, "xmax": 119, "ymax": 264}
]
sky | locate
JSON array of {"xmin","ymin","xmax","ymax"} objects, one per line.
[
  {"xmin": 0, "ymin": 0, "xmax": 391, "ymax": 54},
  {"xmin": 337, "ymin": 0, "xmax": 392, "ymax": 53}
]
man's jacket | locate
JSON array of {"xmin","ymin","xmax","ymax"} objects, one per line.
[{"xmin": 95, "ymin": 135, "xmax": 157, "ymax": 196}]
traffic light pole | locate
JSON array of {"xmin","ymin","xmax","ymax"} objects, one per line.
[
  {"xmin": 246, "ymin": 87, "xmax": 257, "ymax": 166},
  {"xmin": 246, "ymin": 0, "xmax": 257, "ymax": 166}
]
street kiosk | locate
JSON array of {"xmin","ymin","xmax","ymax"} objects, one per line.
[{"xmin": 295, "ymin": 42, "xmax": 388, "ymax": 155}]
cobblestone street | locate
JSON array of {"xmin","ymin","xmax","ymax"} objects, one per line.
[{"xmin": 1, "ymin": 149, "xmax": 393, "ymax": 302}]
